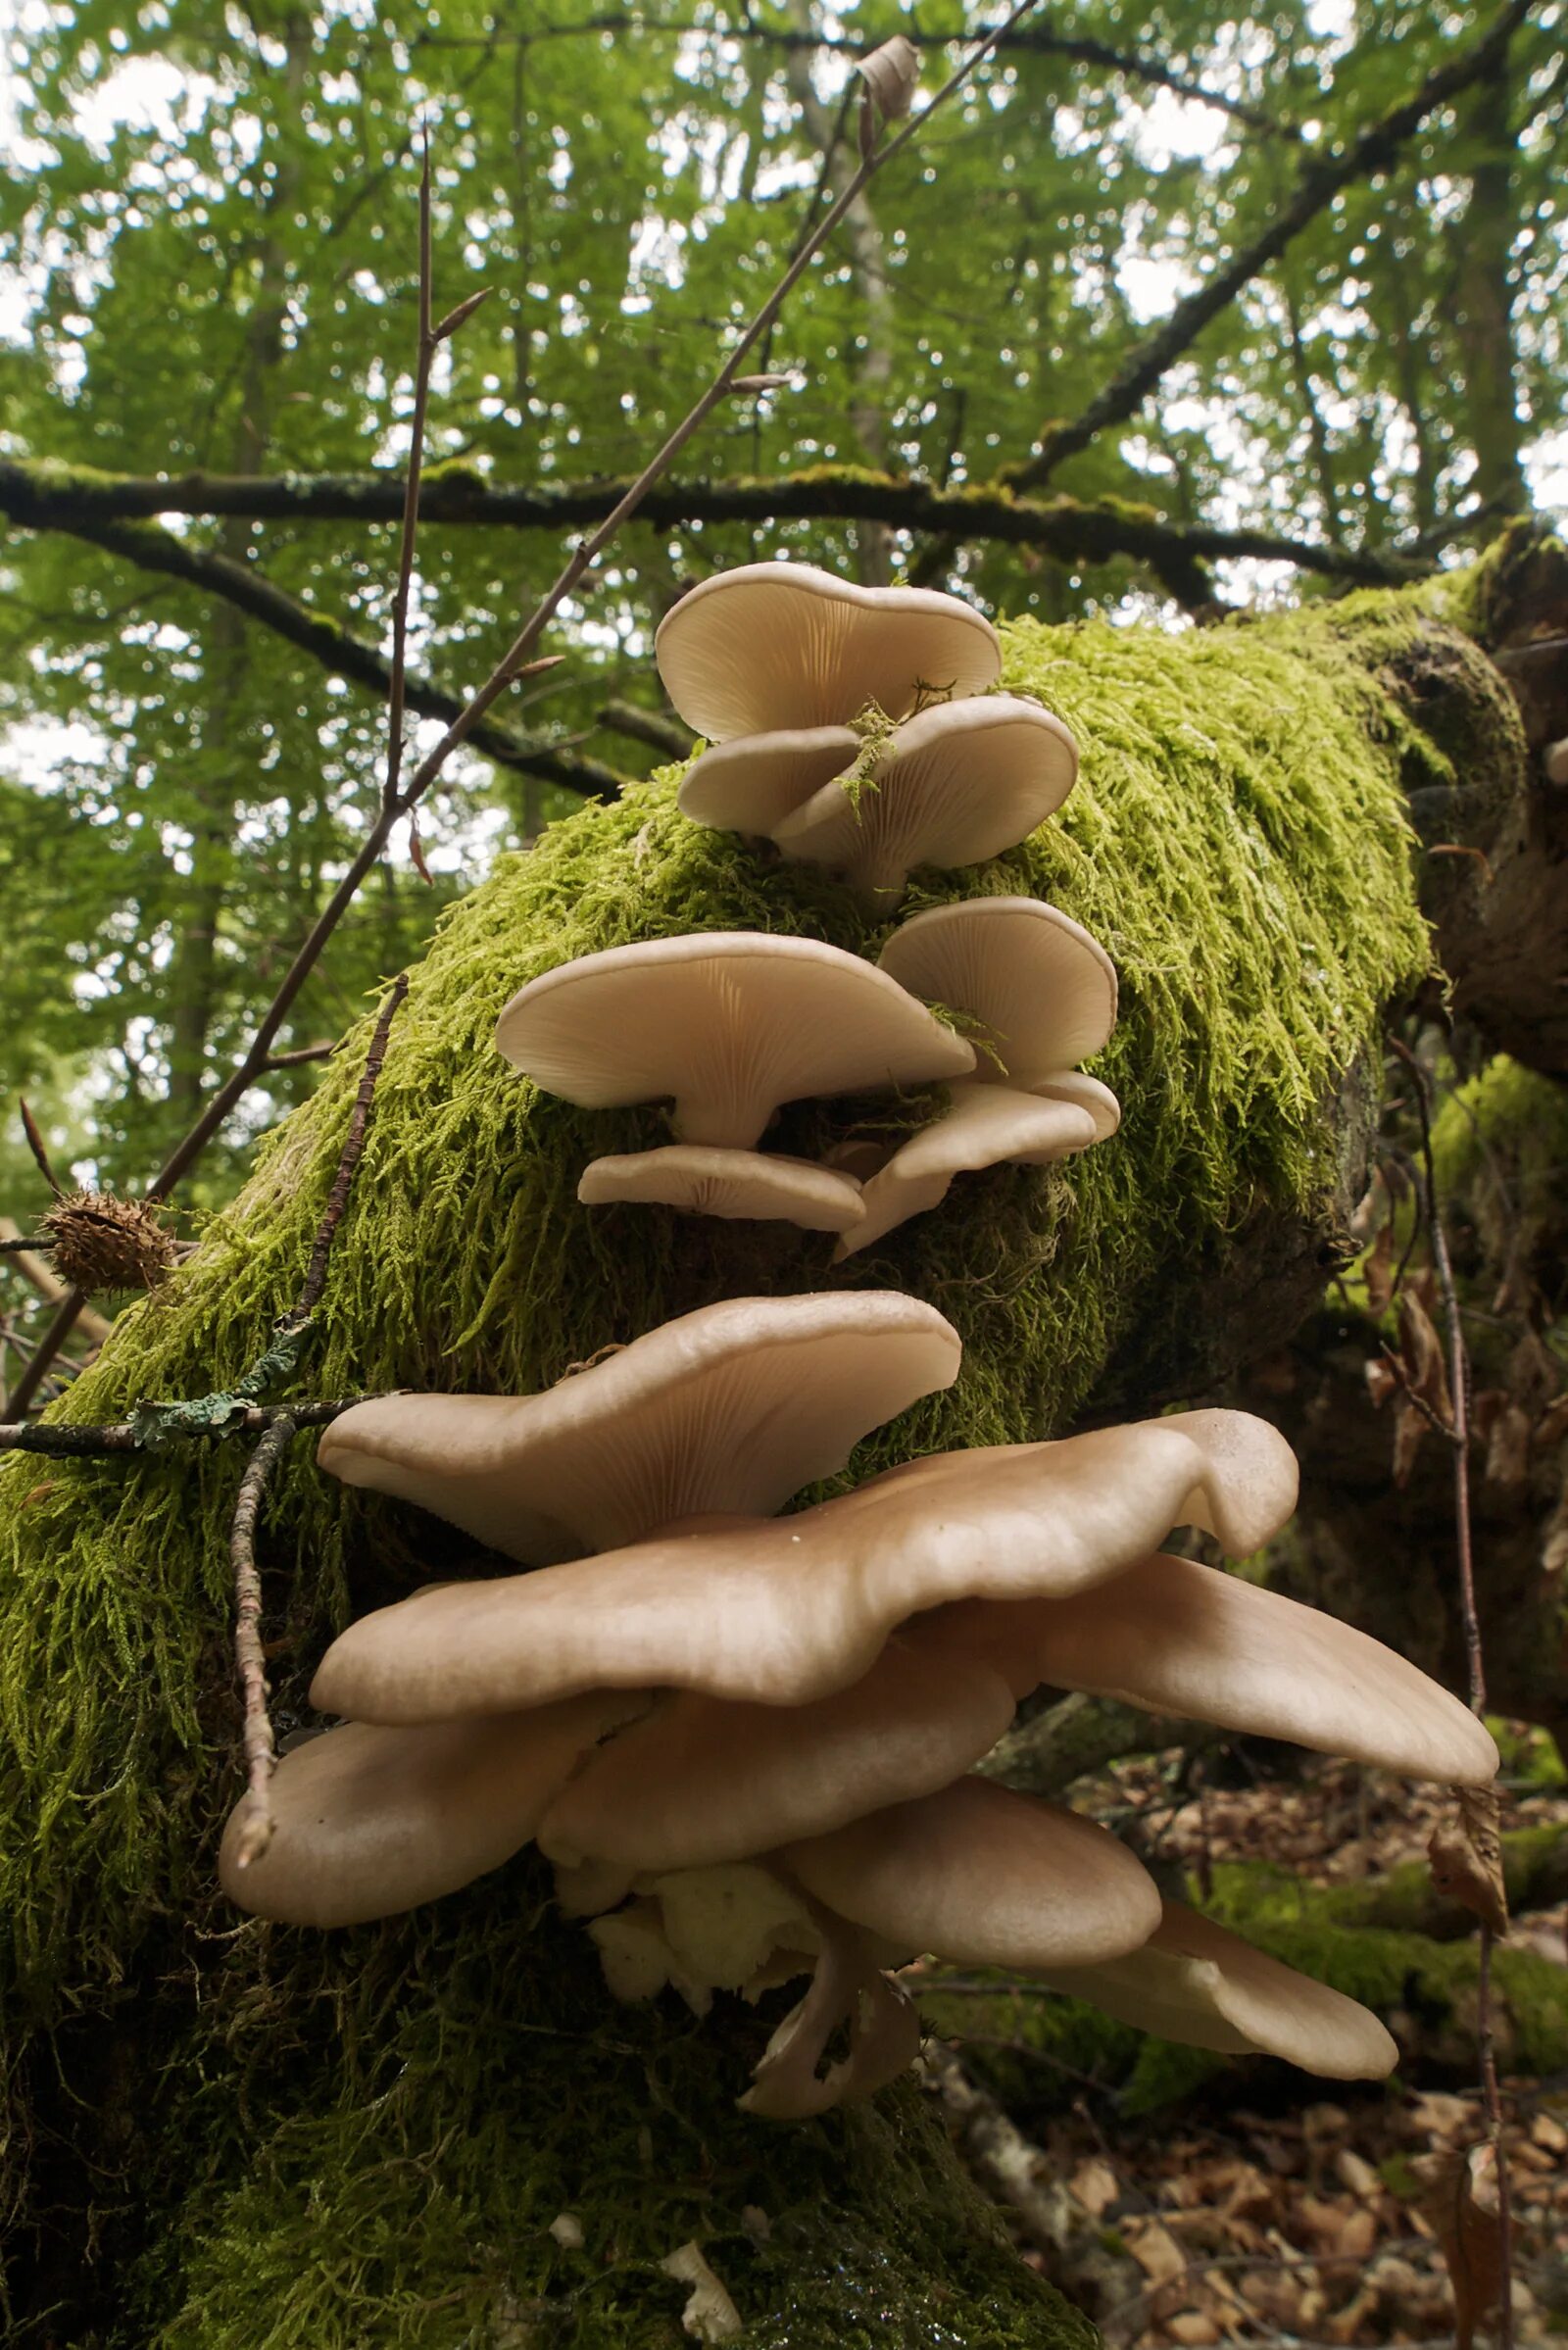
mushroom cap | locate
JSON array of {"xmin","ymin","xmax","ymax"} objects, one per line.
[
  {"xmin": 311, "ymin": 1408, "xmax": 1298, "ymax": 1721},
  {"xmin": 317, "ymin": 1290, "xmax": 960, "ymax": 1565},
  {"xmin": 218, "ymin": 1695, "xmax": 620, "ymax": 1928},
  {"xmin": 834, "ymin": 1081, "xmax": 1101, "ymax": 1260},
  {"xmin": 1042, "ymin": 1900, "xmax": 1398, "ymax": 2079},
  {"xmin": 537, "ymin": 1618, "xmax": 1018, "ymax": 1872},
  {"xmin": 577, "ymin": 1146, "xmax": 865, "ymax": 1234},
  {"xmin": 784, "ymin": 1776, "xmax": 1162, "ymax": 1970},
  {"xmin": 1030, "ymin": 1070, "xmax": 1122, "ymax": 1143},
  {"xmin": 495, "ymin": 931, "xmax": 975, "ymax": 1149},
  {"xmin": 772, "ymin": 697, "xmax": 1079, "ymax": 901},
  {"xmin": 678, "ymin": 696, "xmax": 1078, "ymax": 903},
  {"xmin": 996, "ymin": 1549, "xmax": 1500, "ymax": 1784},
  {"xmin": 877, "ymin": 898, "xmax": 1117, "ymax": 1085},
  {"xmin": 654, "ymin": 562, "xmax": 1001, "ymax": 738}
]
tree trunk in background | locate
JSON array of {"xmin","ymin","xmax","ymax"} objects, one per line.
[{"xmin": 1450, "ymin": 49, "xmax": 1529, "ymax": 522}]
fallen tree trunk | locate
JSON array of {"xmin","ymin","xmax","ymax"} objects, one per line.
[{"xmin": 0, "ymin": 555, "xmax": 1548, "ymax": 2345}]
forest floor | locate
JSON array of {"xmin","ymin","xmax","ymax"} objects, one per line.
[{"xmin": 933, "ymin": 1741, "xmax": 1568, "ymax": 2349}]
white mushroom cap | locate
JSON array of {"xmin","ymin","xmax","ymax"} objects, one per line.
[
  {"xmin": 1041, "ymin": 1901, "xmax": 1398, "ymax": 2079},
  {"xmin": 877, "ymin": 898, "xmax": 1117, "ymax": 1086},
  {"xmin": 654, "ymin": 562, "xmax": 1001, "ymax": 738},
  {"xmin": 1030, "ymin": 1070, "xmax": 1122, "ymax": 1143},
  {"xmin": 495, "ymin": 932, "xmax": 975, "ymax": 1149},
  {"xmin": 996, "ymin": 1550, "xmax": 1501, "ymax": 1785},
  {"xmin": 218, "ymin": 1694, "xmax": 622, "ymax": 1928},
  {"xmin": 537, "ymin": 1618, "xmax": 1018, "ymax": 1872},
  {"xmin": 577, "ymin": 1147, "xmax": 865, "ymax": 1234},
  {"xmin": 834, "ymin": 1081, "xmax": 1101, "ymax": 1260},
  {"xmin": 317, "ymin": 1290, "xmax": 960, "ymax": 1564},
  {"xmin": 312, "ymin": 1409, "xmax": 1298, "ymax": 1721},
  {"xmin": 784, "ymin": 1776, "xmax": 1162, "ymax": 1969},
  {"xmin": 679, "ymin": 697, "xmax": 1078, "ymax": 904}
]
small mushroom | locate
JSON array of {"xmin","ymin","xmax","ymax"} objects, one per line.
[
  {"xmin": 1041, "ymin": 1900, "xmax": 1399, "ymax": 2079},
  {"xmin": 317, "ymin": 1290, "xmax": 959, "ymax": 1564},
  {"xmin": 537, "ymin": 1619, "xmax": 1018, "ymax": 1872},
  {"xmin": 577, "ymin": 1146, "xmax": 865, "ymax": 1234},
  {"xmin": 877, "ymin": 896, "xmax": 1118, "ymax": 1086},
  {"xmin": 495, "ymin": 931, "xmax": 975, "ymax": 1149},
  {"xmin": 654, "ymin": 561, "xmax": 1001, "ymax": 739},
  {"xmin": 739, "ymin": 1910, "xmax": 921, "ymax": 2120},
  {"xmin": 311, "ymin": 1408, "xmax": 1298, "ymax": 1722},
  {"xmin": 991, "ymin": 1549, "xmax": 1500, "ymax": 1786},
  {"xmin": 783, "ymin": 1776, "xmax": 1163, "ymax": 1970},
  {"xmin": 678, "ymin": 696, "xmax": 1078, "ymax": 904},
  {"xmin": 219, "ymin": 1694, "xmax": 626, "ymax": 1928},
  {"xmin": 834, "ymin": 1083, "xmax": 1100, "ymax": 1260}
]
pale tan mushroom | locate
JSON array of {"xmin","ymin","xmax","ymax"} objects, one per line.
[
  {"xmin": 654, "ymin": 562, "xmax": 1001, "ymax": 739},
  {"xmin": 877, "ymin": 897, "xmax": 1117, "ymax": 1086},
  {"xmin": 218, "ymin": 1693, "xmax": 626, "ymax": 1929},
  {"xmin": 495, "ymin": 932, "xmax": 974, "ymax": 1149},
  {"xmin": 784, "ymin": 1776, "xmax": 1162, "ymax": 1970},
  {"xmin": 317, "ymin": 1290, "xmax": 960, "ymax": 1564},
  {"xmin": 679, "ymin": 696, "xmax": 1077, "ymax": 904},
  {"xmin": 537, "ymin": 1617, "xmax": 1018, "ymax": 1872},
  {"xmin": 577, "ymin": 1146, "xmax": 865, "ymax": 1234},
  {"xmin": 311, "ymin": 1408, "xmax": 1298, "ymax": 1721},
  {"xmin": 1040, "ymin": 1900, "xmax": 1399, "ymax": 2079},
  {"xmin": 983, "ymin": 1550, "xmax": 1500, "ymax": 1785},
  {"xmin": 834, "ymin": 1083, "xmax": 1100, "ymax": 1260},
  {"xmin": 739, "ymin": 1910, "xmax": 921, "ymax": 2120}
]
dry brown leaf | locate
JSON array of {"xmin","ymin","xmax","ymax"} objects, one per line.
[
  {"xmin": 1125, "ymin": 2220, "xmax": 1186, "ymax": 2286},
  {"xmin": 1484, "ymin": 1399, "xmax": 1534, "ymax": 1488},
  {"xmin": 1428, "ymin": 1787, "xmax": 1509, "ymax": 1936},
  {"xmin": 1362, "ymin": 1215, "xmax": 1397, "ymax": 1313},
  {"xmin": 1069, "ymin": 2157, "xmax": 1120, "ymax": 2220},
  {"xmin": 1334, "ymin": 2148, "xmax": 1382, "ymax": 2198},
  {"xmin": 1429, "ymin": 2142, "xmax": 1506, "ymax": 2350}
]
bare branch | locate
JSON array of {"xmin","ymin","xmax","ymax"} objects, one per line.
[
  {"xmin": 0, "ymin": 1397, "xmax": 364, "ymax": 1454},
  {"xmin": 1008, "ymin": 0, "xmax": 1542, "ymax": 488},
  {"xmin": 224, "ymin": 1412, "xmax": 298, "ymax": 1868},
  {"xmin": 292, "ymin": 975, "xmax": 408, "ymax": 1321},
  {"xmin": 597, "ymin": 699, "xmax": 696, "ymax": 759}
]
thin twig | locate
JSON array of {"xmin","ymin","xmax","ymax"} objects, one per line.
[
  {"xmin": 4, "ymin": 4, "xmax": 1041, "ymax": 1417},
  {"xmin": 292, "ymin": 974, "xmax": 409, "ymax": 1322},
  {"xmin": 0, "ymin": 1397, "xmax": 368, "ymax": 1454},
  {"xmin": 262, "ymin": 1041, "xmax": 336, "ymax": 1072},
  {"xmin": 225, "ymin": 1412, "xmax": 298, "ymax": 1868},
  {"xmin": 19, "ymin": 1100, "xmax": 65, "ymax": 1198},
  {"xmin": 1387, "ymin": 1032, "xmax": 1514, "ymax": 2350}
]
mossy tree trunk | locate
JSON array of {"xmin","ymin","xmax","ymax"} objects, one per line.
[{"xmin": 0, "ymin": 569, "xmax": 1541, "ymax": 2346}]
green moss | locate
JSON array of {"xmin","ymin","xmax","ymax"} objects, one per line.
[
  {"xmin": 1433, "ymin": 1053, "xmax": 1568, "ymax": 1200},
  {"xmin": 0, "ymin": 594, "xmax": 1446, "ymax": 2340}
]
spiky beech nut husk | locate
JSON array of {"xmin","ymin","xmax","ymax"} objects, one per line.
[{"xmin": 38, "ymin": 1191, "xmax": 175, "ymax": 1294}]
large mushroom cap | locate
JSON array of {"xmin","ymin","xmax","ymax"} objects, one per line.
[
  {"xmin": 772, "ymin": 697, "xmax": 1078, "ymax": 902},
  {"xmin": 312, "ymin": 1409, "xmax": 1298, "ymax": 1721},
  {"xmin": 834, "ymin": 1082, "xmax": 1101, "ymax": 1260},
  {"xmin": 495, "ymin": 931, "xmax": 975, "ymax": 1149},
  {"xmin": 877, "ymin": 897, "xmax": 1117, "ymax": 1085},
  {"xmin": 317, "ymin": 1290, "xmax": 960, "ymax": 1564},
  {"xmin": 678, "ymin": 697, "xmax": 1078, "ymax": 904},
  {"xmin": 577, "ymin": 1146, "xmax": 866, "ymax": 1234},
  {"xmin": 219, "ymin": 1696, "xmax": 620, "ymax": 1929},
  {"xmin": 654, "ymin": 562, "xmax": 1001, "ymax": 739},
  {"xmin": 1043, "ymin": 1901, "xmax": 1399, "ymax": 2079},
  {"xmin": 784, "ymin": 1776, "xmax": 1162, "ymax": 1970},
  {"xmin": 538, "ymin": 1618, "xmax": 1018, "ymax": 1872},
  {"xmin": 1000, "ymin": 1550, "xmax": 1500, "ymax": 1785}
]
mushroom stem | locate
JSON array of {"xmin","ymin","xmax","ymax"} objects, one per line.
[{"xmin": 740, "ymin": 1885, "xmax": 919, "ymax": 2120}]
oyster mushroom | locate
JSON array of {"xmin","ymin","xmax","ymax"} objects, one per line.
[
  {"xmin": 494, "ymin": 930, "xmax": 974, "ymax": 1149},
  {"xmin": 678, "ymin": 696, "xmax": 1077, "ymax": 904},
  {"xmin": 576, "ymin": 1146, "xmax": 866, "ymax": 1235},
  {"xmin": 317, "ymin": 1290, "xmax": 960, "ymax": 1564},
  {"xmin": 654, "ymin": 561, "xmax": 1001, "ymax": 738},
  {"xmin": 1041, "ymin": 1901, "xmax": 1399, "ymax": 2079},
  {"xmin": 310, "ymin": 1407, "xmax": 1300, "ymax": 1722},
  {"xmin": 833, "ymin": 1083, "xmax": 1101, "ymax": 1260}
]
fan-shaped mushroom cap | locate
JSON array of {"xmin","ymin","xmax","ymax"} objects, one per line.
[
  {"xmin": 1031, "ymin": 1070, "xmax": 1122, "ymax": 1142},
  {"xmin": 679, "ymin": 697, "xmax": 1077, "ymax": 904},
  {"xmin": 495, "ymin": 932, "xmax": 975, "ymax": 1149},
  {"xmin": 877, "ymin": 898, "xmax": 1117, "ymax": 1085},
  {"xmin": 218, "ymin": 1695, "xmax": 622, "ymax": 1929},
  {"xmin": 834, "ymin": 1082, "xmax": 1101, "ymax": 1260},
  {"xmin": 654, "ymin": 562, "xmax": 1001, "ymax": 739},
  {"xmin": 538, "ymin": 1620, "xmax": 1018, "ymax": 1872},
  {"xmin": 1042, "ymin": 1901, "xmax": 1398, "ymax": 2079},
  {"xmin": 784, "ymin": 1777, "xmax": 1161, "ymax": 1969},
  {"xmin": 312, "ymin": 1409, "xmax": 1298, "ymax": 1721},
  {"xmin": 577, "ymin": 1146, "xmax": 865, "ymax": 1234},
  {"xmin": 318, "ymin": 1291, "xmax": 959, "ymax": 1565},
  {"xmin": 996, "ymin": 1550, "xmax": 1500, "ymax": 1785}
]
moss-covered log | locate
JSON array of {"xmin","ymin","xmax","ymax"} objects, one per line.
[{"xmin": 0, "ymin": 579, "xmax": 1529, "ymax": 2345}]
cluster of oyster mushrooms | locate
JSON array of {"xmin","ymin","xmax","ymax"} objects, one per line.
[{"xmin": 223, "ymin": 563, "xmax": 1498, "ymax": 2121}]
